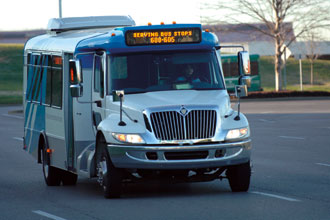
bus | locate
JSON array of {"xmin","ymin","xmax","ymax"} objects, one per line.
[
  {"xmin": 23, "ymin": 16, "xmax": 252, "ymax": 198},
  {"xmin": 222, "ymin": 54, "xmax": 262, "ymax": 92}
]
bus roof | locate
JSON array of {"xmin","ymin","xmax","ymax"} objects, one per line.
[
  {"xmin": 25, "ymin": 17, "xmax": 219, "ymax": 54},
  {"xmin": 47, "ymin": 16, "xmax": 135, "ymax": 32},
  {"xmin": 75, "ymin": 24, "xmax": 219, "ymax": 54}
]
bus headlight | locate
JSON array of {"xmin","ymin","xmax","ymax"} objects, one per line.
[
  {"xmin": 225, "ymin": 127, "xmax": 249, "ymax": 140},
  {"xmin": 112, "ymin": 133, "xmax": 145, "ymax": 144}
]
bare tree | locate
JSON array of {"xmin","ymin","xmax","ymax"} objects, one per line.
[
  {"xmin": 303, "ymin": 31, "xmax": 321, "ymax": 85},
  {"xmin": 202, "ymin": 0, "xmax": 330, "ymax": 91}
]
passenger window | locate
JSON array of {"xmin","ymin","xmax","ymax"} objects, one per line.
[
  {"xmin": 94, "ymin": 55, "xmax": 104, "ymax": 98},
  {"xmin": 45, "ymin": 55, "xmax": 52, "ymax": 105},
  {"xmin": 51, "ymin": 56, "xmax": 63, "ymax": 108},
  {"xmin": 31, "ymin": 55, "xmax": 41, "ymax": 102}
]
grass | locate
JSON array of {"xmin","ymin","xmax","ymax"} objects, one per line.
[
  {"xmin": 0, "ymin": 95, "xmax": 22, "ymax": 105},
  {"xmin": 259, "ymin": 56, "xmax": 330, "ymax": 91},
  {"xmin": 0, "ymin": 44, "xmax": 24, "ymax": 104}
]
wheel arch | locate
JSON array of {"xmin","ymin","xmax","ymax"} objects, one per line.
[
  {"xmin": 94, "ymin": 130, "xmax": 106, "ymax": 171},
  {"xmin": 38, "ymin": 131, "xmax": 48, "ymax": 164}
]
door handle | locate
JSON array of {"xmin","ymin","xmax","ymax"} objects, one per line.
[{"xmin": 95, "ymin": 100, "xmax": 102, "ymax": 108}]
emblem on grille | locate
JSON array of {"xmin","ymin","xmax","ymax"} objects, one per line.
[{"xmin": 179, "ymin": 106, "xmax": 188, "ymax": 116}]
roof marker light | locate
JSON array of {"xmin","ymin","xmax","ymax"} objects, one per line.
[
  {"xmin": 111, "ymin": 33, "xmax": 116, "ymax": 37},
  {"xmin": 148, "ymin": 22, "xmax": 152, "ymax": 26},
  {"xmin": 172, "ymin": 21, "xmax": 177, "ymax": 24},
  {"xmin": 160, "ymin": 22, "xmax": 164, "ymax": 25},
  {"xmin": 205, "ymin": 29, "xmax": 210, "ymax": 32}
]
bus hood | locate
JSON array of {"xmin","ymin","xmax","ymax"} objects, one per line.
[{"xmin": 121, "ymin": 90, "xmax": 231, "ymax": 115}]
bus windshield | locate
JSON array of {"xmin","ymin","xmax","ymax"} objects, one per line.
[{"xmin": 108, "ymin": 51, "xmax": 225, "ymax": 94}]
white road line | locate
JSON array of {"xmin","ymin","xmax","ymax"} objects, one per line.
[
  {"xmin": 259, "ymin": 119, "xmax": 275, "ymax": 123},
  {"xmin": 251, "ymin": 191, "xmax": 301, "ymax": 202},
  {"xmin": 13, "ymin": 137, "xmax": 23, "ymax": 141},
  {"xmin": 2, "ymin": 113, "xmax": 23, "ymax": 119},
  {"xmin": 260, "ymin": 112, "xmax": 274, "ymax": 114},
  {"xmin": 32, "ymin": 210, "xmax": 67, "ymax": 220},
  {"xmin": 279, "ymin": 136, "xmax": 305, "ymax": 140},
  {"xmin": 316, "ymin": 163, "xmax": 330, "ymax": 167}
]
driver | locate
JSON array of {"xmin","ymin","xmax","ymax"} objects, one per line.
[{"xmin": 176, "ymin": 64, "xmax": 202, "ymax": 83}]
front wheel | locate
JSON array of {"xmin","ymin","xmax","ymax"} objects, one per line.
[
  {"xmin": 226, "ymin": 162, "xmax": 251, "ymax": 192},
  {"xmin": 96, "ymin": 138, "xmax": 122, "ymax": 198}
]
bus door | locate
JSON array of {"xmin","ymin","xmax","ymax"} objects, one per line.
[
  {"xmin": 64, "ymin": 53, "xmax": 75, "ymax": 170},
  {"xmin": 92, "ymin": 52, "xmax": 106, "ymax": 130},
  {"xmin": 71, "ymin": 53, "xmax": 95, "ymax": 171}
]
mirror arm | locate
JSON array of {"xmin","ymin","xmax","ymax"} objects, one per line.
[
  {"xmin": 118, "ymin": 94, "xmax": 126, "ymax": 126},
  {"xmin": 234, "ymin": 87, "xmax": 241, "ymax": 121}
]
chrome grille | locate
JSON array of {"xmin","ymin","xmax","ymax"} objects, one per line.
[{"xmin": 150, "ymin": 110, "xmax": 217, "ymax": 141}]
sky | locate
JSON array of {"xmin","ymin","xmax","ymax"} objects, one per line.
[{"xmin": 0, "ymin": 0, "xmax": 202, "ymax": 31}]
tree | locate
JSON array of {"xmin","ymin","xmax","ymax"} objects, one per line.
[
  {"xmin": 303, "ymin": 31, "xmax": 321, "ymax": 85},
  {"xmin": 203, "ymin": 0, "xmax": 330, "ymax": 91}
]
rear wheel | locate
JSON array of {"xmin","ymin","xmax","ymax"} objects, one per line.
[
  {"xmin": 41, "ymin": 146, "xmax": 61, "ymax": 186},
  {"xmin": 96, "ymin": 137, "xmax": 122, "ymax": 198},
  {"xmin": 226, "ymin": 162, "xmax": 251, "ymax": 192}
]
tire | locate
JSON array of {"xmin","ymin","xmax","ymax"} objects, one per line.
[
  {"xmin": 41, "ymin": 147, "xmax": 61, "ymax": 186},
  {"xmin": 226, "ymin": 162, "xmax": 251, "ymax": 192},
  {"xmin": 61, "ymin": 170, "xmax": 78, "ymax": 186},
  {"xmin": 96, "ymin": 137, "xmax": 122, "ymax": 198}
]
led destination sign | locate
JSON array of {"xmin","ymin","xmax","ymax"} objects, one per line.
[{"xmin": 125, "ymin": 28, "xmax": 201, "ymax": 46}]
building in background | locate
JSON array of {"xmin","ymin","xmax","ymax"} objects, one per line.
[
  {"xmin": 204, "ymin": 23, "xmax": 330, "ymax": 59},
  {"xmin": 1, "ymin": 24, "xmax": 330, "ymax": 60}
]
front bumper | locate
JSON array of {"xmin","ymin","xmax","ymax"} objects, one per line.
[{"xmin": 108, "ymin": 139, "xmax": 251, "ymax": 169}]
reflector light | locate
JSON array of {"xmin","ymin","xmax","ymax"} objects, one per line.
[
  {"xmin": 111, "ymin": 33, "xmax": 116, "ymax": 36},
  {"xmin": 70, "ymin": 68, "xmax": 74, "ymax": 82},
  {"xmin": 46, "ymin": 149, "xmax": 54, "ymax": 153}
]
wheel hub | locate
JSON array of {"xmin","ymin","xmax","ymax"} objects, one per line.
[{"xmin": 97, "ymin": 156, "xmax": 108, "ymax": 186}]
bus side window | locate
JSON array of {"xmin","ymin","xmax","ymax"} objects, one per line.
[
  {"xmin": 45, "ymin": 55, "xmax": 52, "ymax": 106},
  {"xmin": 222, "ymin": 62, "xmax": 230, "ymax": 77},
  {"xmin": 31, "ymin": 54, "xmax": 41, "ymax": 103},
  {"xmin": 26, "ymin": 53, "xmax": 34, "ymax": 101},
  {"xmin": 94, "ymin": 55, "xmax": 104, "ymax": 98},
  {"xmin": 51, "ymin": 56, "xmax": 63, "ymax": 108},
  {"xmin": 250, "ymin": 61, "xmax": 258, "ymax": 75}
]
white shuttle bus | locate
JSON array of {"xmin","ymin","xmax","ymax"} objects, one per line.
[{"xmin": 23, "ymin": 16, "xmax": 252, "ymax": 198}]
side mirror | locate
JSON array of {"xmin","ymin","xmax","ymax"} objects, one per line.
[
  {"xmin": 238, "ymin": 51, "xmax": 251, "ymax": 76},
  {"xmin": 69, "ymin": 59, "xmax": 83, "ymax": 97},
  {"xmin": 112, "ymin": 90, "xmax": 125, "ymax": 102},
  {"xmin": 240, "ymin": 76, "xmax": 251, "ymax": 88},
  {"xmin": 70, "ymin": 84, "xmax": 83, "ymax": 97},
  {"xmin": 235, "ymin": 85, "xmax": 248, "ymax": 98},
  {"xmin": 238, "ymin": 51, "xmax": 251, "ymax": 88}
]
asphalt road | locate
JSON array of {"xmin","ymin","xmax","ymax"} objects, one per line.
[{"xmin": 0, "ymin": 99, "xmax": 330, "ymax": 220}]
